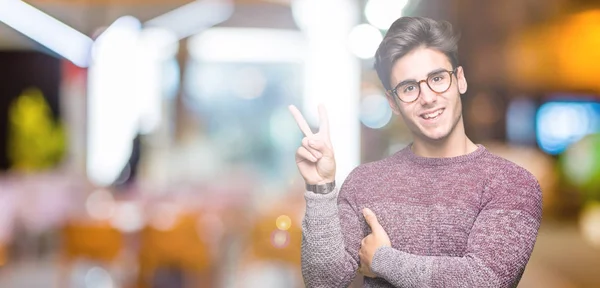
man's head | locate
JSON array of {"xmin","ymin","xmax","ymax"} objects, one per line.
[{"xmin": 374, "ymin": 17, "xmax": 467, "ymax": 143}]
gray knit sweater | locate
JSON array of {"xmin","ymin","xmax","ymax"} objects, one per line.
[{"xmin": 301, "ymin": 144, "xmax": 542, "ymax": 287}]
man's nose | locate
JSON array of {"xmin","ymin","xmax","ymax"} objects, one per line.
[{"xmin": 419, "ymin": 81, "xmax": 437, "ymax": 105}]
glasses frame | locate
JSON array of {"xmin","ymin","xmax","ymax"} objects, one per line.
[{"xmin": 388, "ymin": 68, "xmax": 458, "ymax": 103}]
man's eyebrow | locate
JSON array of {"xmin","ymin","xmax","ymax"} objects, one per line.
[
  {"xmin": 393, "ymin": 68, "xmax": 450, "ymax": 89},
  {"xmin": 427, "ymin": 68, "xmax": 449, "ymax": 77}
]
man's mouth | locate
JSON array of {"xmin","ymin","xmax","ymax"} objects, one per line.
[{"xmin": 420, "ymin": 108, "xmax": 444, "ymax": 120}]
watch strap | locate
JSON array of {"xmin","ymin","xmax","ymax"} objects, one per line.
[{"xmin": 306, "ymin": 180, "xmax": 336, "ymax": 194}]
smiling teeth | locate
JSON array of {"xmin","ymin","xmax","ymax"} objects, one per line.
[{"xmin": 423, "ymin": 109, "xmax": 443, "ymax": 119}]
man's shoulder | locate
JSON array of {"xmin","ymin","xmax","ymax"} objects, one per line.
[
  {"xmin": 481, "ymin": 151, "xmax": 541, "ymax": 198},
  {"xmin": 482, "ymin": 151, "xmax": 538, "ymax": 183},
  {"xmin": 480, "ymin": 150, "xmax": 543, "ymax": 219}
]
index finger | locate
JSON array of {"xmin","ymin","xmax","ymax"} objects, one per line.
[
  {"xmin": 288, "ymin": 105, "xmax": 313, "ymax": 137},
  {"xmin": 318, "ymin": 103, "xmax": 330, "ymax": 140}
]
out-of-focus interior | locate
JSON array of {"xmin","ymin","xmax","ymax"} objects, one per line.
[{"xmin": 0, "ymin": 0, "xmax": 599, "ymax": 287}]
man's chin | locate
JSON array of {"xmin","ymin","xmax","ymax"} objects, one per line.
[{"xmin": 418, "ymin": 129, "xmax": 450, "ymax": 143}]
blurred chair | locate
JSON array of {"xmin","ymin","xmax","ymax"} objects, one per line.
[
  {"xmin": 62, "ymin": 220, "xmax": 123, "ymax": 262},
  {"xmin": 137, "ymin": 210, "xmax": 214, "ymax": 288},
  {"xmin": 236, "ymin": 197, "xmax": 304, "ymax": 288},
  {"xmin": 59, "ymin": 220, "xmax": 124, "ymax": 287},
  {"xmin": 0, "ymin": 242, "xmax": 6, "ymax": 267},
  {"xmin": 247, "ymin": 212, "xmax": 302, "ymax": 265}
]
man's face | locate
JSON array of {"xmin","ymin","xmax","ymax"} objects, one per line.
[{"xmin": 386, "ymin": 47, "xmax": 467, "ymax": 142}]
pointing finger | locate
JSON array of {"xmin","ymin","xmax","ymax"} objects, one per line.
[{"xmin": 288, "ymin": 105, "xmax": 313, "ymax": 137}]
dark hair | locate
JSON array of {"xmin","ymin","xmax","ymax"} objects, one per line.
[{"xmin": 374, "ymin": 16, "xmax": 461, "ymax": 91}]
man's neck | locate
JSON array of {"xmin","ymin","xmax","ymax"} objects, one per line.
[{"xmin": 410, "ymin": 120, "xmax": 477, "ymax": 158}]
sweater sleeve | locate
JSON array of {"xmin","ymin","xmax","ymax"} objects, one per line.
[
  {"xmin": 301, "ymin": 173, "xmax": 364, "ymax": 287},
  {"xmin": 370, "ymin": 168, "xmax": 543, "ymax": 288}
]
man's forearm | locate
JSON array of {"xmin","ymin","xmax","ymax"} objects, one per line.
[
  {"xmin": 370, "ymin": 247, "xmax": 501, "ymax": 288},
  {"xmin": 301, "ymin": 187, "xmax": 357, "ymax": 287},
  {"xmin": 370, "ymin": 209, "xmax": 540, "ymax": 288}
]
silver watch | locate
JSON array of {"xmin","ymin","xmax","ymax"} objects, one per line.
[{"xmin": 306, "ymin": 181, "xmax": 336, "ymax": 194}]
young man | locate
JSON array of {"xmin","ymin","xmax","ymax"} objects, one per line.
[{"xmin": 288, "ymin": 16, "xmax": 542, "ymax": 287}]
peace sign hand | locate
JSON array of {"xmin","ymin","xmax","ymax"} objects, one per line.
[{"xmin": 288, "ymin": 104, "xmax": 336, "ymax": 185}]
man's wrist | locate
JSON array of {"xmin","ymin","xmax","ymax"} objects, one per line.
[
  {"xmin": 306, "ymin": 180, "xmax": 336, "ymax": 194},
  {"xmin": 370, "ymin": 246, "xmax": 394, "ymax": 277}
]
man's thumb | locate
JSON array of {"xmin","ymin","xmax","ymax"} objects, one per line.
[{"xmin": 363, "ymin": 208, "xmax": 382, "ymax": 232}]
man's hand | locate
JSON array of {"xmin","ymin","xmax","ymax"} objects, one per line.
[
  {"xmin": 288, "ymin": 104, "xmax": 336, "ymax": 185},
  {"xmin": 359, "ymin": 208, "xmax": 391, "ymax": 278}
]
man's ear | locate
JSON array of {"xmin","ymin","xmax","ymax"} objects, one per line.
[
  {"xmin": 385, "ymin": 91, "xmax": 401, "ymax": 115},
  {"xmin": 456, "ymin": 66, "xmax": 468, "ymax": 95}
]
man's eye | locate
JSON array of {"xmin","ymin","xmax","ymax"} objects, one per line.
[
  {"xmin": 431, "ymin": 74, "xmax": 446, "ymax": 82},
  {"xmin": 403, "ymin": 85, "xmax": 416, "ymax": 93}
]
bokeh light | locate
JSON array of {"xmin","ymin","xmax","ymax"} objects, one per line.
[
  {"xmin": 365, "ymin": 0, "xmax": 409, "ymax": 30},
  {"xmin": 85, "ymin": 189, "xmax": 116, "ymax": 220},
  {"xmin": 275, "ymin": 215, "xmax": 292, "ymax": 231},
  {"xmin": 348, "ymin": 24, "xmax": 383, "ymax": 59},
  {"xmin": 562, "ymin": 136, "xmax": 596, "ymax": 186},
  {"xmin": 579, "ymin": 202, "xmax": 600, "ymax": 249},
  {"xmin": 84, "ymin": 266, "xmax": 114, "ymax": 288},
  {"xmin": 109, "ymin": 202, "xmax": 144, "ymax": 233},
  {"xmin": 536, "ymin": 101, "xmax": 600, "ymax": 155},
  {"xmin": 270, "ymin": 230, "xmax": 290, "ymax": 249},
  {"xmin": 360, "ymin": 94, "xmax": 393, "ymax": 129},
  {"xmin": 231, "ymin": 67, "xmax": 267, "ymax": 99},
  {"xmin": 560, "ymin": 133, "xmax": 600, "ymax": 201},
  {"xmin": 149, "ymin": 203, "xmax": 180, "ymax": 231},
  {"xmin": 506, "ymin": 98, "xmax": 537, "ymax": 145}
]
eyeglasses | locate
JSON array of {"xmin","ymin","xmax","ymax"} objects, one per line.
[{"xmin": 388, "ymin": 68, "xmax": 457, "ymax": 103}]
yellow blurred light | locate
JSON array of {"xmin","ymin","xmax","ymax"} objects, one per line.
[
  {"xmin": 276, "ymin": 215, "xmax": 292, "ymax": 231},
  {"xmin": 8, "ymin": 88, "xmax": 66, "ymax": 172},
  {"xmin": 507, "ymin": 9, "xmax": 600, "ymax": 92},
  {"xmin": 579, "ymin": 201, "xmax": 600, "ymax": 249},
  {"xmin": 554, "ymin": 10, "xmax": 600, "ymax": 91}
]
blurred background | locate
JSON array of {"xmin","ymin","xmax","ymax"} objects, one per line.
[{"xmin": 0, "ymin": 0, "xmax": 599, "ymax": 287}]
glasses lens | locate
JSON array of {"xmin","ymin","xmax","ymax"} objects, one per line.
[
  {"xmin": 397, "ymin": 83, "xmax": 420, "ymax": 102},
  {"xmin": 428, "ymin": 71, "xmax": 451, "ymax": 93}
]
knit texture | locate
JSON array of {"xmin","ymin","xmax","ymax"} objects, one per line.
[{"xmin": 301, "ymin": 144, "xmax": 542, "ymax": 287}]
